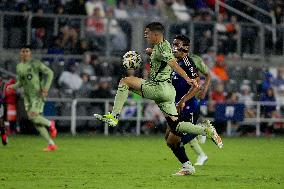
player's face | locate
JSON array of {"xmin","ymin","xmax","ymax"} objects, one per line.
[
  {"xmin": 172, "ymin": 39, "xmax": 184, "ymax": 58},
  {"xmin": 144, "ymin": 28, "xmax": 157, "ymax": 45},
  {"xmin": 20, "ymin": 48, "xmax": 32, "ymax": 61}
]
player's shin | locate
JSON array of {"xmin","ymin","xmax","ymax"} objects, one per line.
[
  {"xmin": 168, "ymin": 142, "xmax": 189, "ymax": 164},
  {"xmin": 112, "ymin": 83, "xmax": 129, "ymax": 117},
  {"xmin": 35, "ymin": 125, "xmax": 54, "ymax": 145},
  {"xmin": 189, "ymin": 138, "xmax": 205, "ymax": 156}
]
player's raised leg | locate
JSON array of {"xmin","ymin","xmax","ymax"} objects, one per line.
[
  {"xmin": 94, "ymin": 76, "xmax": 143, "ymax": 126},
  {"xmin": 165, "ymin": 115, "xmax": 223, "ymax": 148}
]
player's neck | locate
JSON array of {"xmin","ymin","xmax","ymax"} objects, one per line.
[
  {"xmin": 177, "ymin": 53, "xmax": 188, "ymax": 60},
  {"xmin": 21, "ymin": 58, "xmax": 31, "ymax": 63},
  {"xmin": 154, "ymin": 36, "xmax": 164, "ymax": 45}
]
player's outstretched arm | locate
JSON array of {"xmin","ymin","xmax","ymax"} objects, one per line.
[{"xmin": 167, "ymin": 59, "xmax": 199, "ymax": 88}]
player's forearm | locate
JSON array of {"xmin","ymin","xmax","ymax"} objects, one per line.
[
  {"xmin": 180, "ymin": 87, "xmax": 199, "ymax": 103},
  {"xmin": 168, "ymin": 60, "xmax": 190, "ymax": 81},
  {"xmin": 180, "ymin": 78, "xmax": 200, "ymax": 103},
  {"xmin": 43, "ymin": 69, "xmax": 54, "ymax": 90},
  {"xmin": 203, "ymin": 73, "xmax": 211, "ymax": 93}
]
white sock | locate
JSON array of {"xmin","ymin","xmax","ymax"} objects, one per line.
[{"xmin": 48, "ymin": 139, "xmax": 55, "ymax": 145}]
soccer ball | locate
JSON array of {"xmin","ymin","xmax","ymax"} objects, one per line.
[{"xmin": 122, "ymin": 51, "xmax": 142, "ymax": 69}]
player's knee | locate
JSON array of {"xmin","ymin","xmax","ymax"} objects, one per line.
[{"xmin": 166, "ymin": 137, "xmax": 179, "ymax": 149}]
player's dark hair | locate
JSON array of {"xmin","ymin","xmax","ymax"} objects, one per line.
[
  {"xmin": 174, "ymin": 35, "xmax": 190, "ymax": 46},
  {"xmin": 145, "ymin": 22, "xmax": 165, "ymax": 33},
  {"xmin": 21, "ymin": 44, "xmax": 32, "ymax": 50}
]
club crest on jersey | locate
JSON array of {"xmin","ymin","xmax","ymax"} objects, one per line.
[{"xmin": 27, "ymin": 74, "xmax": 33, "ymax": 80}]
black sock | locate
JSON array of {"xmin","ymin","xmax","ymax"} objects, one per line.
[
  {"xmin": 0, "ymin": 126, "xmax": 5, "ymax": 135},
  {"xmin": 170, "ymin": 142, "xmax": 189, "ymax": 164}
]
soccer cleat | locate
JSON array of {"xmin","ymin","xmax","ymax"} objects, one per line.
[
  {"xmin": 195, "ymin": 154, "xmax": 208, "ymax": 166},
  {"xmin": 202, "ymin": 120, "xmax": 223, "ymax": 148},
  {"xmin": 94, "ymin": 112, "xmax": 118, "ymax": 127},
  {"xmin": 43, "ymin": 144, "xmax": 57, "ymax": 152},
  {"xmin": 1, "ymin": 134, "xmax": 8, "ymax": 146},
  {"xmin": 198, "ymin": 135, "xmax": 206, "ymax": 144},
  {"xmin": 49, "ymin": 120, "xmax": 57, "ymax": 139},
  {"xmin": 172, "ymin": 164, "xmax": 196, "ymax": 176}
]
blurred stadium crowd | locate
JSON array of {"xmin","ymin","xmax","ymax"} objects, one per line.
[{"xmin": 0, "ymin": 0, "xmax": 284, "ymax": 135}]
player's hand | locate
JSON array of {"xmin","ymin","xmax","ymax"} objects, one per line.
[
  {"xmin": 198, "ymin": 88, "xmax": 206, "ymax": 99},
  {"xmin": 145, "ymin": 48, "xmax": 153, "ymax": 56},
  {"xmin": 41, "ymin": 89, "xmax": 48, "ymax": 98},
  {"xmin": 185, "ymin": 78, "xmax": 200, "ymax": 89},
  {"xmin": 176, "ymin": 101, "xmax": 185, "ymax": 113}
]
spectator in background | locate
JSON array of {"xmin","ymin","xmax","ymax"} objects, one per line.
[
  {"xmin": 171, "ymin": 0, "xmax": 191, "ymax": 21},
  {"xmin": 276, "ymin": 85, "xmax": 284, "ymax": 115},
  {"xmin": 58, "ymin": 61, "xmax": 83, "ymax": 97},
  {"xmin": 199, "ymin": 30, "xmax": 213, "ymax": 54},
  {"xmin": 260, "ymin": 72, "xmax": 274, "ymax": 95},
  {"xmin": 55, "ymin": 4, "xmax": 79, "ymax": 49},
  {"xmin": 211, "ymin": 81, "xmax": 226, "ymax": 103},
  {"xmin": 238, "ymin": 83, "xmax": 256, "ymax": 135},
  {"xmin": 114, "ymin": 1, "xmax": 129, "ymax": 19},
  {"xmin": 105, "ymin": 6, "xmax": 127, "ymax": 52},
  {"xmin": 73, "ymin": 39, "xmax": 90, "ymax": 54},
  {"xmin": 202, "ymin": 47, "xmax": 215, "ymax": 69},
  {"xmin": 260, "ymin": 87, "xmax": 277, "ymax": 135},
  {"xmin": 226, "ymin": 15, "xmax": 240, "ymax": 56},
  {"xmin": 89, "ymin": 78, "xmax": 112, "ymax": 99},
  {"xmin": 273, "ymin": 67, "xmax": 284, "ymax": 87},
  {"xmin": 31, "ymin": 7, "xmax": 53, "ymax": 48},
  {"xmin": 85, "ymin": 0, "xmax": 105, "ymax": 17},
  {"xmin": 78, "ymin": 73, "xmax": 92, "ymax": 97},
  {"xmin": 239, "ymin": 84, "xmax": 253, "ymax": 104},
  {"xmin": 212, "ymin": 55, "xmax": 229, "ymax": 81},
  {"xmin": 274, "ymin": 4, "xmax": 284, "ymax": 24},
  {"xmin": 80, "ymin": 53, "xmax": 95, "ymax": 76}
]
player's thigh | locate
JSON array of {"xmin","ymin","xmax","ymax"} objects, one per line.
[
  {"xmin": 158, "ymin": 101, "xmax": 178, "ymax": 118},
  {"xmin": 121, "ymin": 76, "xmax": 143, "ymax": 94},
  {"xmin": 30, "ymin": 97, "xmax": 45, "ymax": 114}
]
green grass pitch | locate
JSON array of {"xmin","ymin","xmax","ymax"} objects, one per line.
[{"xmin": 0, "ymin": 135, "xmax": 283, "ymax": 189}]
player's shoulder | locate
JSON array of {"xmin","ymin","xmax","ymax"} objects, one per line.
[
  {"xmin": 189, "ymin": 53, "xmax": 203, "ymax": 62},
  {"xmin": 30, "ymin": 59, "xmax": 44, "ymax": 67},
  {"xmin": 157, "ymin": 40, "xmax": 171, "ymax": 51}
]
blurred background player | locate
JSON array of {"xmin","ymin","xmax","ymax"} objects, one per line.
[
  {"xmin": 0, "ymin": 77, "xmax": 8, "ymax": 146},
  {"xmin": 4, "ymin": 78, "xmax": 18, "ymax": 134},
  {"xmin": 7, "ymin": 45, "xmax": 57, "ymax": 151},
  {"xmin": 94, "ymin": 22, "xmax": 222, "ymax": 174}
]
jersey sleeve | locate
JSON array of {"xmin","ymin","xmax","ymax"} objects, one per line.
[
  {"xmin": 195, "ymin": 56, "xmax": 209, "ymax": 75},
  {"xmin": 12, "ymin": 65, "xmax": 23, "ymax": 89},
  {"xmin": 159, "ymin": 42, "xmax": 176, "ymax": 63},
  {"xmin": 36, "ymin": 60, "xmax": 54, "ymax": 91}
]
